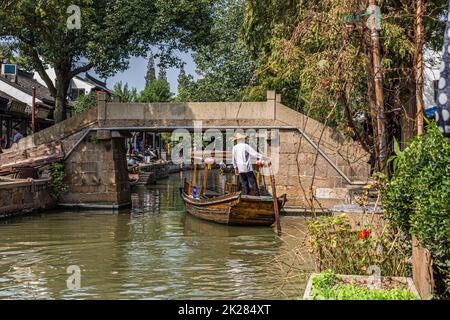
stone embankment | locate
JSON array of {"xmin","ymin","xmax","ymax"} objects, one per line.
[{"xmin": 0, "ymin": 177, "xmax": 54, "ymax": 219}]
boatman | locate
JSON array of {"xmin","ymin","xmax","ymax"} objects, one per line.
[{"xmin": 232, "ymin": 132, "xmax": 266, "ymax": 196}]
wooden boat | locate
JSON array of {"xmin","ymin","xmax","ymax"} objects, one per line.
[
  {"xmin": 129, "ymin": 173, "xmax": 139, "ymax": 185},
  {"xmin": 128, "ymin": 162, "xmax": 154, "ymax": 185},
  {"xmin": 180, "ymin": 181, "xmax": 287, "ymax": 226},
  {"xmin": 129, "ymin": 171, "xmax": 155, "ymax": 186}
]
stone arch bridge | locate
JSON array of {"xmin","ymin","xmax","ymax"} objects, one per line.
[{"xmin": 1, "ymin": 91, "xmax": 370, "ymax": 211}]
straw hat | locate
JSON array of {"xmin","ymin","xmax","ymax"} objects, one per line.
[{"xmin": 233, "ymin": 132, "xmax": 247, "ymax": 141}]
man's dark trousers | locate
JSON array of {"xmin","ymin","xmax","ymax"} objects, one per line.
[{"xmin": 239, "ymin": 171, "xmax": 260, "ymax": 196}]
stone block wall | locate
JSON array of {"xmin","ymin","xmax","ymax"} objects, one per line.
[
  {"xmin": 4, "ymin": 107, "xmax": 98, "ymax": 154},
  {"xmin": 0, "ymin": 179, "xmax": 54, "ymax": 219},
  {"xmin": 271, "ymin": 103, "xmax": 371, "ymax": 210},
  {"xmin": 60, "ymin": 133, "xmax": 131, "ymax": 208}
]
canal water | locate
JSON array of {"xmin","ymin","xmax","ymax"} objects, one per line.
[{"xmin": 0, "ymin": 171, "xmax": 313, "ymax": 299}]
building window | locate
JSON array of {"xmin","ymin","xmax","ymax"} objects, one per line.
[
  {"xmin": 433, "ymin": 80, "xmax": 439, "ymax": 105},
  {"xmin": 70, "ymin": 88, "xmax": 86, "ymax": 100}
]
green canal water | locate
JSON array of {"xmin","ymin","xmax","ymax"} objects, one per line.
[{"xmin": 0, "ymin": 172, "xmax": 313, "ymax": 299}]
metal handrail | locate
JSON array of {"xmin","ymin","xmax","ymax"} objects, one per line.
[{"xmin": 65, "ymin": 125, "xmax": 366, "ymax": 185}]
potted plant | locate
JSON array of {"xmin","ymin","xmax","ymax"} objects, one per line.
[{"xmin": 303, "ymin": 271, "xmax": 420, "ymax": 300}]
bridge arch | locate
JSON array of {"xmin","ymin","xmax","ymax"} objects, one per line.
[{"xmin": 1, "ymin": 91, "xmax": 370, "ymax": 211}]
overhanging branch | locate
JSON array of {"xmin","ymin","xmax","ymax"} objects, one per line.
[
  {"xmin": 31, "ymin": 49, "xmax": 57, "ymax": 97},
  {"xmin": 69, "ymin": 63, "xmax": 94, "ymax": 78}
]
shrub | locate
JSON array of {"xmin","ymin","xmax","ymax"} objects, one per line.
[
  {"xmin": 89, "ymin": 134, "xmax": 99, "ymax": 145},
  {"xmin": 74, "ymin": 92, "xmax": 97, "ymax": 114},
  {"xmin": 307, "ymin": 215, "xmax": 410, "ymax": 277},
  {"xmin": 310, "ymin": 271, "xmax": 420, "ymax": 300},
  {"xmin": 383, "ymin": 123, "xmax": 450, "ymax": 298},
  {"xmin": 49, "ymin": 162, "xmax": 68, "ymax": 200}
]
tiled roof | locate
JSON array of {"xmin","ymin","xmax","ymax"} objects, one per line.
[
  {"xmin": 0, "ymin": 68, "xmax": 105, "ymax": 112},
  {"xmin": 0, "ymin": 70, "xmax": 55, "ymax": 104},
  {"xmin": 0, "ymin": 89, "xmax": 16, "ymax": 102},
  {"xmin": 84, "ymin": 73, "xmax": 111, "ymax": 92},
  {"xmin": 0, "ymin": 70, "xmax": 56, "ymax": 111}
]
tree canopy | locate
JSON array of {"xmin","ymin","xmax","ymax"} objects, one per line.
[
  {"xmin": 113, "ymin": 81, "xmax": 139, "ymax": 103},
  {"xmin": 242, "ymin": 0, "xmax": 447, "ymax": 158},
  {"xmin": 140, "ymin": 79, "xmax": 173, "ymax": 103},
  {"xmin": 145, "ymin": 52, "xmax": 156, "ymax": 86},
  {"xmin": 176, "ymin": 0, "xmax": 256, "ymax": 102},
  {"xmin": 0, "ymin": 0, "xmax": 214, "ymax": 122}
]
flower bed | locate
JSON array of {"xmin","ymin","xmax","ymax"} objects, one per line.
[
  {"xmin": 303, "ymin": 271, "xmax": 420, "ymax": 300},
  {"xmin": 307, "ymin": 215, "xmax": 410, "ymax": 277}
]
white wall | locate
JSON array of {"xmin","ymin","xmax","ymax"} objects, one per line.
[
  {"xmin": 423, "ymin": 49, "xmax": 441, "ymax": 110},
  {"xmin": 34, "ymin": 68, "xmax": 96, "ymax": 95},
  {"xmin": 71, "ymin": 77, "xmax": 96, "ymax": 92}
]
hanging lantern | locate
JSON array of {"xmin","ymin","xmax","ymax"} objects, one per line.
[
  {"xmin": 256, "ymin": 160, "xmax": 263, "ymax": 170},
  {"xmin": 256, "ymin": 160, "xmax": 267, "ymax": 169},
  {"xmin": 204, "ymin": 157, "xmax": 215, "ymax": 170}
]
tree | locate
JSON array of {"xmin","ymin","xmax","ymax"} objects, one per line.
[
  {"xmin": 0, "ymin": 42, "xmax": 12, "ymax": 61},
  {"xmin": 242, "ymin": 0, "xmax": 447, "ymax": 168},
  {"xmin": 139, "ymin": 79, "xmax": 173, "ymax": 103},
  {"xmin": 158, "ymin": 65, "xmax": 168, "ymax": 82},
  {"xmin": 176, "ymin": 0, "xmax": 256, "ymax": 102},
  {"xmin": 415, "ymin": 0, "xmax": 426, "ymax": 135},
  {"xmin": 112, "ymin": 81, "xmax": 139, "ymax": 103},
  {"xmin": 0, "ymin": 0, "xmax": 214, "ymax": 122},
  {"xmin": 145, "ymin": 52, "xmax": 156, "ymax": 87},
  {"xmin": 0, "ymin": 42, "xmax": 34, "ymax": 72},
  {"xmin": 177, "ymin": 65, "xmax": 198, "ymax": 100}
]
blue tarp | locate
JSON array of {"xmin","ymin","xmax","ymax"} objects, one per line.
[{"xmin": 425, "ymin": 106, "xmax": 438, "ymax": 118}]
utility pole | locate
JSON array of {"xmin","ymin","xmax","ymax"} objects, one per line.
[
  {"xmin": 415, "ymin": 0, "xmax": 425, "ymax": 135},
  {"xmin": 368, "ymin": 0, "xmax": 387, "ymax": 171},
  {"xmin": 32, "ymin": 87, "xmax": 36, "ymax": 133}
]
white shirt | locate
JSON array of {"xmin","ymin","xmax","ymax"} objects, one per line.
[{"xmin": 232, "ymin": 142, "xmax": 263, "ymax": 173}]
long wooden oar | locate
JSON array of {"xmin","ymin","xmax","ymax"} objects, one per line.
[
  {"xmin": 256, "ymin": 166, "xmax": 261, "ymax": 194},
  {"xmin": 268, "ymin": 161, "xmax": 282, "ymax": 236},
  {"xmin": 202, "ymin": 164, "xmax": 208, "ymax": 195},
  {"xmin": 191, "ymin": 161, "xmax": 197, "ymax": 196}
]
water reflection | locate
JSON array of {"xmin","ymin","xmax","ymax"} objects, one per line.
[{"xmin": 0, "ymin": 172, "xmax": 313, "ymax": 299}]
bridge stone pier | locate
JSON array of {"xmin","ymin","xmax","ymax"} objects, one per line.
[
  {"xmin": 3, "ymin": 91, "xmax": 371, "ymax": 211},
  {"xmin": 60, "ymin": 130, "xmax": 130, "ymax": 209}
]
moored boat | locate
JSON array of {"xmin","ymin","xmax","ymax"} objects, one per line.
[{"xmin": 180, "ymin": 182, "xmax": 287, "ymax": 226}]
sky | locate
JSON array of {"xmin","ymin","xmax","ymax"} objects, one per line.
[{"xmin": 104, "ymin": 51, "xmax": 198, "ymax": 95}]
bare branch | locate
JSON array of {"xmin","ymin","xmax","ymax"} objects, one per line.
[{"xmin": 0, "ymin": 0, "xmax": 17, "ymax": 11}]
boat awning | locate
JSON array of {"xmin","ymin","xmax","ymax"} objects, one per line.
[{"xmin": 190, "ymin": 151, "xmax": 232, "ymax": 162}]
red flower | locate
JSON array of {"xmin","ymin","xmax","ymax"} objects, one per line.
[{"xmin": 359, "ymin": 228, "xmax": 371, "ymax": 240}]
